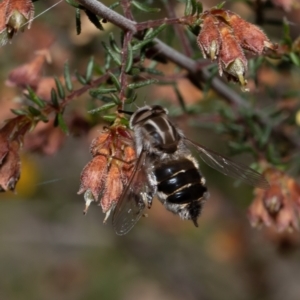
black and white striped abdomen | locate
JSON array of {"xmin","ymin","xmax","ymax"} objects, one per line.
[{"xmin": 154, "ymin": 159, "xmax": 207, "ymax": 204}]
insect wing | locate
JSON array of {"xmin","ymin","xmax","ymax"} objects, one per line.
[
  {"xmin": 112, "ymin": 151, "xmax": 152, "ymax": 235},
  {"xmin": 185, "ymin": 138, "xmax": 269, "ymax": 189}
]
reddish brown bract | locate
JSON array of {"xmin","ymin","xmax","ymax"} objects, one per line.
[{"xmin": 78, "ymin": 124, "xmax": 136, "ymax": 222}]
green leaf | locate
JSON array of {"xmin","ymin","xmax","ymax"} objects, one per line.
[
  {"xmin": 89, "ymin": 87, "xmax": 118, "ymax": 97},
  {"xmin": 196, "ymin": 1, "xmax": 203, "ymax": 16},
  {"xmin": 125, "ymin": 90, "xmax": 137, "ymax": 104},
  {"xmin": 85, "ymin": 56, "xmax": 94, "ymax": 83},
  {"xmin": 28, "ymin": 105, "xmax": 41, "ymax": 116},
  {"xmin": 25, "ymin": 86, "xmax": 45, "ymax": 108},
  {"xmin": 102, "ymin": 42, "xmax": 121, "ymax": 66},
  {"xmin": 64, "ymin": 61, "xmax": 73, "ymax": 92},
  {"xmin": 54, "ymin": 77, "xmax": 65, "ymax": 99},
  {"xmin": 88, "ymin": 102, "xmax": 116, "ymax": 114},
  {"xmin": 185, "ymin": 0, "xmax": 193, "ymax": 16},
  {"xmin": 102, "ymin": 114, "xmax": 117, "ymax": 122},
  {"xmin": 51, "ymin": 88, "xmax": 59, "ymax": 108},
  {"xmin": 282, "ymin": 17, "xmax": 292, "ymax": 47},
  {"xmin": 65, "ymin": 0, "xmax": 79, "ymax": 8},
  {"xmin": 109, "ymin": 93, "xmax": 121, "ymax": 104},
  {"xmin": 10, "ymin": 109, "xmax": 28, "ymax": 116},
  {"xmin": 109, "ymin": 72, "xmax": 121, "ymax": 91},
  {"xmin": 132, "ymin": 39, "xmax": 154, "ymax": 51},
  {"xmin": 109, "ymin": 2, "xmax": 120, "ymax": 10},
  {"xmin": 216, "ymin": 1, "xmax": 226, "ymax": 9},
  {"xmin": 143, "ymin": 24, "xmax": 167, "ymax": 41},
  {"xmin": 131, "ymin": 1, "xmax": 161, "ymax": 12},
  {"xmin": 75, "ymin": 8, "xmax": 81, "ymax": 35},
  {"xmin": 289, "ymin": 52, "xmax": 300, "ymax": 66},
  {"xmin": 125, "ymin": 42, "xmax": 133, "ymax": 73},
  {"xmin": 109, "ymin": 32, "xmax": 122, "ymax": 54},
  {"xmin": 75, "ymin": 70, "xmax": 87, "ymax": 85},
  {"xmin": 56, "ymin": 112, "xmax": 69, "ymax": 134},
  {"xmin": 127, "ymin": 79, "xmax": 158, "ymax": 89},
  {"xmin": 84, "ymin": 8, "xmax": 104, "ymax": 30},
  {"xmin": 173, "ymin": 84, "xmax": 186, "ymax": 112}
]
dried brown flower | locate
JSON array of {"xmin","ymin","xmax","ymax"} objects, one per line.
[
  {"xmin": 197, "ymin": 8, "xmax": 277, "ymax": 89},
  {"xmin": 197, "ymin": 16, "xmax": 221, "ymax": 60},
  {"xmin": 248, "ymin": 167, "xmax": 300, "ymax": 232},
  {"xmin": 217, "ymin": 22, "xmax": 248, "ymax": 86},
  {"xmin": 78, "ymin": 155, "xmax": 108, "ymax": 201},
  {"xmin": 224, "ymin": 10, "xmax": 276, "ymax": 55},
  {"xmin": 0, "ymin": 140, "xmax": 21, "ymax": 192},
  {"xmin": 6, "ymin": 50, "xmax": 50, "ymax": 89},
  {"xmin": 5, "ymin": 0, "xmax": 34, "ymax": 39},
  {"xmin": 0, "ymin": 115, "xmax": 34, "ymax": 192},
  {"xmin": 78, "ymin": 124, "xmax": 136, "ymax": 222},
  {"xmin": 0, "ymin": 120, "xmax": 21, "ymax": 191}
]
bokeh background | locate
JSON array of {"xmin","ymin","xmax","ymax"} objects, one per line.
[{"xmin": 0, "ymin": 1, "xmax": 300, "ymax": 300}]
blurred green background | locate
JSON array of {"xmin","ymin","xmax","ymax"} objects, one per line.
[{"xmin": 1, "ymin": 1, "xmax": 300, "ymax": 300}]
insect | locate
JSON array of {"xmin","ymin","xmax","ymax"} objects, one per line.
[{"xmin": 112, "ymin": 105, "xmax": 269, "ymax": 235}]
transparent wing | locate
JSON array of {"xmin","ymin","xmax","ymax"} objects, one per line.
[
  {"xmin": 185, "ymin": 138, "xmax": 269, "ymax": 190},
  {"xmin": 112, "ymin": 151, "xmax": 153, "ymax": 235}
]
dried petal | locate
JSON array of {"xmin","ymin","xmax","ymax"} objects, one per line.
[
  {"xmin": 226, "ymin": 11, "xmax": 276, "ymax": 54},
  {"xmin": 248, "ymin": 189, "xmax": 273, "ymax": 228},
  {"xmin": 6, "ymin": 52, "xmax": 47, "ymax": 88},
  {"xmin": 0, "ymin": 133, "xmax": 10, "ymax": 164},
  {"xmin": 78, "ymin": 155, "xmax": 108, "ymax": 200},
  {"xmin": 101, "ymin": 164, "xmax": 123, "ymax": 214},
  {"xmin": 248, "ymin": 167, "xmax": 300, "ymax": 232},
  {"xmin": 197, "ymin": 16, "xmax": 221, "ymax": 60},
  {"xmin": 218, "ymin": 22, "xmax": 248, "ymax": 85},
  {"xmin": 90, "ymin": 130, "xmax": 111, "ymax": 157},
  {"xmin": 79, "ymin": 124, "xmax": 136, "ymax": 222},
  {"xmin": 0, "ymin": 140, "xmax": 21, "ymax": 192}
]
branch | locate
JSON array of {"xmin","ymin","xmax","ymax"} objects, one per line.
[
  {"xmin": 77, "ymin": 0, "xmax": 137, "ymax": 32},
  {"xmin": 75, "ymin": 0, "xmax": 300, "ymax": 150}
]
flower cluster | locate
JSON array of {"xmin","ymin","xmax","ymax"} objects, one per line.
[
  {"xmin": 78, "ymin": 124, "xmax": 136, "ymax": 222},
  {"xmin": 197, "ymin": 8, "xmax": 277, "ymax": 89},
  {"xmin": 0, "ymin": 0, "xmax": 34, "ymax": 47},
  {"xmin": 248, "ymin": 167, "xmax": 300, "ymax": 232}
]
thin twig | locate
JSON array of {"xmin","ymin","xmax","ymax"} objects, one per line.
[
  {"xmin": 77, "ymin": 0, "xmax": 137, "ymax": 32},
  {"xmin": 121, "ymin": 0, "xmax": 134, "ymax": 20}
]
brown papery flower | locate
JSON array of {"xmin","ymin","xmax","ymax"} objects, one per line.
[
  {"xmin": 197, "ymin": 8, "xmax": 277, "ymax": 89},
  {"xmin": 6, "ymin": 50, "xmax": 50, "ymax": 89},
  {"xmin": 78, "ymin": 124, "xmax": 136, "ymax": 222},
  {"xmin": 5, "ymin": 0, "xmax": 34, "ymax": 40},
  {"xmin": 248, "ymin": 167, "xmax": 300, "ymax": 232}
]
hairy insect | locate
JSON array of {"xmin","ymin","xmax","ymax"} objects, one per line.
[{"xmin": 111, "ymin": 105, "xmax": 269, "ymax": 235}]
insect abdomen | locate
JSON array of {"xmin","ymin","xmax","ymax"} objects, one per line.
[{"xmin": 154, "ymin": 159, "xmax": 207, "ymax": 204}]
